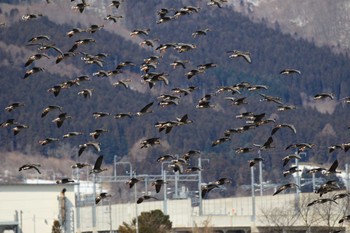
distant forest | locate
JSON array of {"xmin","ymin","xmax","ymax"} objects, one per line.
[{"xmin": 0, "ymin": 0, "xmax": 349, "ymax": 196}]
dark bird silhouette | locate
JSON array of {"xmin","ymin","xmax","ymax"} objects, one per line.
[
  {"xmin": 89, "ymin": 129, "xmax": 108, "ymax": 139},
  {"xmin": 271, "ymin": 124, "xmax": 297, "ymax": 135},
  {"xmin": 5, "ymin": 102, "xmax": 25, "ymax": 112},
  {"xmin": 0, "ymin": 119, "xmax": 19, "ymax": 128},
  {"xmin": 235, "ymin": 147, "xmax": 254, "ymax": 154},
  {"xmin": 89, "ymin": 155, "xmax": 108, "ymax": 174},
  {"xmin": 24, "ymin": 67, "xmax": 44, "ymax": 79},
  {"xmin": 285, "ymin": 143, "xmax": 315, "ymax": 153},
  {"xmin": 13, "ymin": 124, "xmax": 29, "ymax": 135},
  {"xmin": 307, "ymin": 198, "xmax": 337, "ymax": 207},
  {"xmin": 192, "ymin": 28, "xmax": 210, "ymax": 38},
  {"xmin": 140, "ymin": 137, "xmax": 160, "ymax": 148},
  {"xmin": 273, "ymin": 183, "xmax": 299, "ymax": 196},
  {"xmin": 72, "ymin": 0, "xmax": 90, "ymax": 13},
  {"xmin": 282, "ymin": 154, "xmax": 301, "ymax": 167},
  {"xmin": 130, "ymin": 28, "xmax": 150, "ymax": 37},
  {"xmin": 315, "ymin": 180, "xmax": 340, "ymax": 197},
  {"xmin": 66, "ymin": 27, "xmax": 85, "ymax": 37},
  {"xmin": 280, "ymin": 69, "xmax": 301, "ymax": 75},
  {"xmin": 156, "ymin": 154, "xmax": 175, "ymax": 163},
  {"xmin": 71, "ymin": 162, "xmax": 91, "ymax": 169},
  {"xmin": 333, "ymin": 192, "xmax": 350, "ymax": 201},
  {"xmin": 227, "ymin": 50, "xmax": 251, "ymax": 63},
  {"xmin": 78, "ymin": 89, "xmax": 94, "ymax": 98},
  {"xmin": 137, "ymin": 195, "xmax": 158, "ymax": 204},
  {"xmin": 92, "ymin": 112, "xmax": 111, "ymax": 119},
  {"xmin": 314, "ymin": 93, "xmax": 334, "ymax": 100},
  {"xmin": 56, "ymin": 178, "xmax": 75, "ymax": 184},
  {"xmin": 323, "ymin": 159, "xmax": 341, "ymax": 175},
  {"xmin": 338, "ymin": 215, "xmax": 350, "ymax": 224},
  {"xmin": 254, "ymin": 136, "xmax": 274, "ymax": 150},
  {"xmin": 201, "ymin": 183, "xmax": 220, "ymax": 198},
  {"xmin": 283, "ymin": 166, "xmax": 302, "ymax": 177},
  {"xmin": 114, "ymin": 112, "xmax": 132, "ymax": 119},
  {"xmin": 52, "ymin": 112, "xmax": 72, "ymax": 128},
  {"xmin": 248, "ymin": 158, "xmax": 264, "ymax": 167},
  {"xmin": 39, "ymin": 137, "xmax": 59, "ymax": 145},
  {"xmin": 41, "ymin": 105, "xmax": 63, "ymax": 118},
  {"xmin": 152, "ymin": 179, "xmax": 167, "ymax": 193},
  {"xmin": 25, "ymin": 53, "xmax": 49, "ymax": 67},
  {"xmin": 135, "ymin": 102, "xmax": 154, "ymax": 116},
  {"xmin": 19, "ymin": 164, "xmax": 41, "ymax": 174},
  {"xmin": 95, "ymin": 192, "xmax": 112, "ymax": 204},
  {"xmin": 27, "ymin": 35, "xmax": 50, "ymax": 43},
  {"xmin": 212, "ymin": 137, "xmax": 231, "ymax": 147},
  {"xmin": 78, "ymin": 142, "xmax": 101, "ymax": 156},
  {"xmin": 127, "ymin": 177, "xmax": 141, "ymax": 189}
]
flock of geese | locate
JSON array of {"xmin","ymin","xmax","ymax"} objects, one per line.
[{"xmin": 1, "ymin": 0, "xmax": 350, "ymax": 228}]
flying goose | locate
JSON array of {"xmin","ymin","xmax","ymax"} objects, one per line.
[
  {"xmin": 156, "ymin": 154, "xmax": 175, "ymax": 162},
  {"xmin": 283, "ymin": 166, "xmax": 302, "ymax": 177},
  {"xmin": 314, "ymin": 93, "xmax": 334, "ymax": 100},
  {"xmin": 170, "ymin": 60, "xmax": 189, "ymax": 69},
  {"xmin": 127, "ymin": 177, "xmax": 141, "ymax": 189},
  {"xmin": 130, "ymin": 28, "xmax": 150, "ymax": 37},
  {"xmin": 104, "ymin": 14, "xmax": 123, "ymax": 23},
  {"xmin": 72, "ymin": 0, "xmax": 90, "ymax": 13},
  {"xmin": 285, "ymin": 143, "xmax": 315, "ymax": 153},
  {"xmin": 89, "ymin": 129, "xmax": 108, "ymax": 139},
  {"xmin": 248, "ymin": 158, "xmax": 264, "ymax": 167},
  {"xmin": 140, "ymin": 137, "xmax": 161, "ymax": 148},
  {"xmin": 332, "ymin": 192, "xmax": 350, "ymax": 201},
  {"xmin": 39, "ymin": 137, "xmax": 59, "ymax": 145},
  {"xmin": 212, "ymin": 137, "xmax": 231, "ymax": 147},
  {"xmin": 56, "ymin": 178, "xmax": 75, "ymax": 184},
  {"xmin": 95, "ymin": 192, "xmax": 112, "ymax": 204},
  {"xmin": 27, "ymin": 35, "xmax": 50, "ymax": 43},
  {"xmin": 185, "ymin": 166, "xmax": 203, "ymax": 173},
  {"xmin": 227, "ymin": 50, "xmax": 251, "ymax": 64},
  {"xmin": 71, "ymin": 162, "xmax": 91, "ymax": 169},
  {"xmin": 5, "ymin": 102, "xmax": 25, "ymax": 112},
  {"xmin": 134, "ymin": 102, "xmax": 153, "ymax": 116},
  {"xmin": 201, "ymin": 183, "xmax": 220, "ymax": 198},
  {"xmin": 92, "ymin": 112, "xmax": 111, "ymax": 119},
  {"xmin": 137, "ymin": 195, "xmax": 158, "ymax": 204},
  {"xmin": 22, "ymin": 13, "xmax": 43, "ymax": 21},
  {"xmin": 271, "ymin": 123, "xmax": 297, "ymax": 135},
  {"xmin": 322, "ymin": 159, "xmax": 341, "ymax": 175},
  {"xmin": 273, "ymin": 183, "xmax": 299, "ymax": 196},
  {"xmin": 192, "ymin": 28, "xmax": 210, "ymax": 38},
  {"xmin": 24, "ymin": 67, "xmax": 44, "ymax": 79},
  {"xmin": 114, "ymin": 112, "xmax": 132, "ymax": 119},
  {"xmin": 78, "ymin": 142, "xmax": 101, "ymax": 156},
  {"xmin": 19, "ymin": 164, "xmax": 41, "ymax": 174},
  {"xmin": 89, "ymin": 155, "xmax": 108, "ymax": 174},
  {"xmin": 25, "ymin": 53, "xmax": 49, "ymax": 67},
  {"xmin": 41, "ymin": 105, "xmax": 62, "ymax": 118},
  {"xmin": 259, "ymin": 93, "xmax": 283, "ymax": 105},
  {"xmin": 282, "ymin": 154, "xmax": 301, "ymax": 167},
  {"xmin": 280, "ymin": 69, "xmax": 301, "ymax": 75},
  {"xmin": 66, "ymin": 27, "xmax": 85, "ymax": 37},
  {"xmin": 13, "ymin": 124, "xmax": 29, "ymax": 135},
  {"xmin": 78, "ymin": 89, "xmax": 94, "ymax": 98},
  {"xmin": 307, "ymin": 198, "xmax": 337, "ymax": 207},
  {"xmin": 151, "ymin": 179, "xmax": 167, "ymax": 193},
  {"xmin": 108, "ymin": 1, "xmax": 121, "ymax": 8},
  {"xmin": 0, "ymin": 119, "xmax": 19, "ymax": 128},
  {"xmin": 52, "ymin": 112, "xmax": 72, "ymax": 128},
  {"xmin": 235, "ymin": 147, "xmax": 254, "ymax": 154},
  {"xmin": 315, "ymin": 180, "xmax": 340, "ymax": 197},
  {"xmin": 277, "ymin": 104, "xmax": 297, "ymax": 111}
]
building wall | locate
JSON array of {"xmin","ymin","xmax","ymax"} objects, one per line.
[{"xmin": 0, "ymin": 184, "xmax": 75, "ymax": 233}]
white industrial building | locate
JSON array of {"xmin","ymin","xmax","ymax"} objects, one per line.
[{"xmin": 0, "ymin": 181, "xmax": 348, "ymax": 233}]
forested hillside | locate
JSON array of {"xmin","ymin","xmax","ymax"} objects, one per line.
[{"xmin": 0, "ymin": 0, "xmax": 349, "ymax": 196}]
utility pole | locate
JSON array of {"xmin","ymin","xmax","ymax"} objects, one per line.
[
  {"xmin": 198, "ymin": 156, "xmax": 202, "ymax": 216},
  {"xmin": 163, "ymin": 169, "xmax": 167, "ymax": 215},
  {"xmin": 92, "ymin": 174, "xmax": 96, "ymax": 233},
  {"xmin": 258, "ymin": 150, "xmax": 263, "ymax": 196},
  {"xmin": 251, "ymin": 166, "xmax": 256, "ymax": 222},
  {"xmin": 134, "ymin": 171, "xmax": 139, "ymax": 233}
]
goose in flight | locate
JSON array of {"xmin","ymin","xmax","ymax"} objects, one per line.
[
  {"xmin": 25, "ymin": 53, "xmax": 49, "ymax": 67},
  {"xmin": 19, "ymin": 164, "xmax": 41, "ymax": 174},
  {"xmin": 315, "ymin": 180, "xmax": 340, "ymax": 197},
  {"xmin": 212, "ymin": 137, "xmax": 231, "ymax": 147},
  {"xmin": 66, "ymin": 27, "xmax": 85, "ymax": 37},
  {"xmin": 280, "ymin": 69, "xmax": 301, "ymax": 75},
  {"xmin": 137, "ymin": 195, "xmax": 158, "ymax": 204},
  {"xmin": 95, "ymin": 192, "xmax": 111, "ymax": 204},
  {"xmin": 152, "ymin": 179, "xmax": 167, "ymax": 193},
  {"xmin": 22, "ymin": 13, "xmax": 43, "ymax": 21},
  {"xmin": 78, "ymin": 89, "xmax": 94, "ymax": 98},
  {"xmin": 285, "ymin": 143, "xmax": 315, "ymax": 153},
  {"xmin": 273, "ymin": 183, "xmax": 299, "ymax": 196},
  {"xmin": 27, "ymin": 35, "xmax": 50, "ymax": 43},
  {"xmin": 89, "ymin": 129, "xmax": 108, "ymax": 139},
  {"xmin": 24, "ymin": 67, "xmax": 44, "ymax": 79},
  {"xmin": 39, "ymin": 137, "xmax": 59, "ymax": 145},
  {"xmin": 56, "ymin": 178, "xmax": 75, "ymax": 184},
  {"xmin": 41, "ymin": 105, "xmax": 62, "ymax": 118},
  {"xmin": 307, "ymin": 198, "xmax": 337, "ymax": 207},
  {"xmin": 127, "ymin": 177, "xmax": 142, "ymax": 189},
  {"xmin": 314, "ymin": 93, "xmax": 334, "ymax": 100},
  {"xmin": 78, "ymin": 142, "xmax": 101, "ymax": 156},
  {"xmin": 135, "ymin": 102, "xmax": 153, "ymax": 116},
  {"xmin": 201, "ymin": 183, "xmax": 220, "ymax": 198},
  {"xmin": 52, "ymin": 112, "xmax": 72, "ymax": 128},
  {"xmin": 227, "ymin": 50, "xmax": 251, "ymax": 64},
  {"xmin": 192, "ymin": 28, "xmax": 210, "ymax": 38},
  {"xmin": 130, "ymin": 28, "xmax": 150, "ymax": 37},
  {"xmin": 283, "ymin": 166, "xmax": 302, "ymax": 177},
  {"xmin": 271, "ymin": 123, "xmax": 297, "ymax": 135},
  {"xmin": 156, "ymin": 154, "xmax": 175, "ymax": 163},
  {"xmin": 71, "ymin": 162, "xmax": 91, "ymax": 169},
  {"xmin": 89, "ymin": 155, "xmax": 108, "ymax": 174},
  {"xmin": 248, "ymin": 158, "xmax": 264, "ymax": 167},
  {"xmin": 0, "ymin": 119, "xmax": 19, "ymax": 128},
  {"xmin": 112, "ymin": 79, "xmax": 131, "ymax": 89},
  {"xmin": 13, "ymin": 124, "xmax": 29, "ymax": 135},
  {"xmin": 72, "ymin": 0, "xmax": 90, "ymax": 13},
  {"xmin": 114, "ymin": 112, "xmax": 132, "ymax": 119},
  {"xmin": 170, "ymin": 60, "xmax": 189, "ymax": 69},
  {"xmin": 140, "ymin": 137, "xmax": 161, "ymax": 148},
  {"xmin": 92, "ymin": 112, "xmax": 111, "ymax": 119},
  {"xmin": 5, "ymin": 102, "xmax": 25, "ymax": 112},
  {"xmin": 322, "ymin": 159, "xmax": 341, "ymax": 175},
  {"xmin": 282, "ymin": 154, "xmax": 301, "ymax": 167}
]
